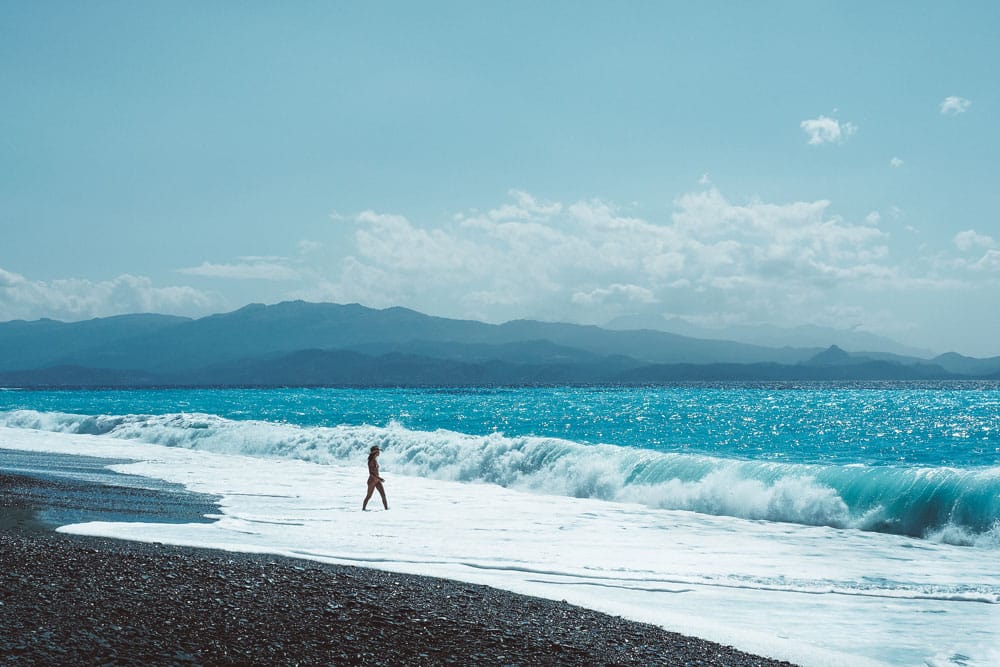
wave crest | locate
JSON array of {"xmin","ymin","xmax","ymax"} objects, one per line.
[{"xmin": 3, "ymin": 409, "xmax": 998, "ymax": 545}]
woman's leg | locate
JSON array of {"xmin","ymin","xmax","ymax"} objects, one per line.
[
  {"xmin": 375, "ymin": 482, "xmax": 388, "ymax": 509},
  {"xmin": 363, "ymin": 479, "xmax": 378, "ymax": 510}
]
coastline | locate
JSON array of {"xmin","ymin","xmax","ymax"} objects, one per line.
[{"xmin": 0, "ymin": 460, "xmax": 794, "ymax": 666}]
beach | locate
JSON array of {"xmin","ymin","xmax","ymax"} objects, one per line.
[
  {"xmin": 2, "ymin": 389, "xmax": 997, "ymax": 666},
  {"xmin": 1, "ymin": 464, "xmax": 791, "ymax": 666}
]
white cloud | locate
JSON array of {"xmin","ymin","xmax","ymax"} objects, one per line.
[
  {"xmin": 0, "ymin": 268, "xmax": 27, "ymax": 289},
  {"xmin": 890, "ymin": 157, "xmax": 904, "ymax": 168},
  {"xmin": 0, "ymin": 268, "xmax": 217, "ymax": 321},
  {"xmin": 940, "ymin": 96, "xmax": 972, "ymax": 115},
  {"xmin": 698, "ymin": 173, "xmax": 712, "ymax": 186},
  {"xmin": 972, "ymin": 250, "xmax": 1000, "ymax": 272},
  {"xmin": 457, "ymin": 190, "xmax": 563, "ymax": 225},
  {"xmin": 953, "ymin": 230, "xmax": 997, "ymax": 252},
  {"xmin": 865, "ymin": 211, "xmax": 881, "ymax": 225},
  {"xmin": 178, "ymin": 259, "xmax": 300, "ymax": 280},
  {"xmin": 571, "ymin": 284, "xmax": 657, "ymax": 306},
  {"xmin": 355, "ymin": 210, "xmax": 483, "ymax": 273},
  {"xmin": 800, "ymin": 115, "xmax": 857, "ymax": 145},
  {"xmin": 308, "ymin": 188, "xmax": 906, "ymax": 328},
  {"xmin": 503, "ymin": 189, "xmax": 563, "ymax": 218}
]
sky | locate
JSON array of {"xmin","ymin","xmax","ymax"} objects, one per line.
[{"xmin": 2, "ymin": 1, "xmax": 999, "ymax": 356}]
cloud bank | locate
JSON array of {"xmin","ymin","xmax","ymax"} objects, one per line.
[
  {"xmin": 0, "ymin": 268, "xmax": 217, "ymax": 322},
  {"xmin": 300, "ymin": 188, "xmax": 909, "ymax": 329},
  {"xmin": 5, "ymin": 189, "xmax": 995, "ymax": 353}
]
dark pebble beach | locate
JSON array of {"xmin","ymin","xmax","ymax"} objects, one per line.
[{"xmin": 0, "ymin": 464, "xmax": 796, "ymax": 666}]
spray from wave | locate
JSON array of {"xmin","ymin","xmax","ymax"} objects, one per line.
[{"xmin": 3, "ymin": 409, "xmax": 998, "ymax": 546}]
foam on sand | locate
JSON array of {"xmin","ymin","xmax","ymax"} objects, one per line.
[{"xmin": 1, "ymin": 425, "xmax": 997, "ymax": 666}]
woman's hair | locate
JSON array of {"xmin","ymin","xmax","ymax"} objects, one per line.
[{"xmin": 369, "ymin": 446, "xmax": 380, "ymax": 455}]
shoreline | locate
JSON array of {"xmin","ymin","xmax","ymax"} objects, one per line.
[{"xmin": 0, "ymin": 457, "xmax": 795, "ymax": 666}]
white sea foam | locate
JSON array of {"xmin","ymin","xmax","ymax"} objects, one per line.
[
  {"xmin": 3, "ymin": 409, "xmax": 998, "ymax": 543},
  {"xmin": 926, "ymin": 520, "xmax": 1000, "ymax": 549},
  {"xmin": 1, "ymin": 425, "xmax": 998, "ymax": 667},
  {"xmin": 621, "ymin": 467, "xmax": 852, "ymax": 526}
]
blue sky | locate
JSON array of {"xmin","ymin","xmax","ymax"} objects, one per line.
[{"xmin": 2, "ymin": 2, "xmax": 999, "ymax": 355}]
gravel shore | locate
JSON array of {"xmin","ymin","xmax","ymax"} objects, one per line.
[{"xmin": 0, "ymin": 465, "xmax": 796, "ymax": 666}]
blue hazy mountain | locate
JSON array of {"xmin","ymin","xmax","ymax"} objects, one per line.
[
  {"xmin": 0, "ymin": 313, "xmax": 190, "ymax": 371},
  {"xmin": 0, "ymin": 301, "xmax": 990, "ymax": 386},
  {"xmin": 0, "ymin": 301, "xmax": 819, "ymax": 373},
  {"xmin": 604, "ymin": 314, "xmax": 936, "ymax": 358},
  {"xmin": 931, "ymin": 352, "xmax": 1000, "ymax": 377}
]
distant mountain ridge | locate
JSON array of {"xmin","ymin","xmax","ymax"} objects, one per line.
[
  {"xmin": 0, "ymin": 301, "xmax": 997, "ymax": 387},
  {"xmin": 604, "ymin": 314, "xmax": 936, "ymax": 357},
  {"xmin": 0, "ymin": 313, "xmax": 190, "ymax": 371}
]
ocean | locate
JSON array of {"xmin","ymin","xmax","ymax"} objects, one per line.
[{"xmin": 1, "ymin": 384, "xmax": 998, "ymax": 666}]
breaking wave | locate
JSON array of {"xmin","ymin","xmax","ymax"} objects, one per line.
[{"xmin": 3, "ymin": 409, "xmax": 998, "ymax": 546}]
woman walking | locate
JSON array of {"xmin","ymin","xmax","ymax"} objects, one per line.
[{"xmin": 362, "ymin": 445, "xmax": 388, "ymax": 510}]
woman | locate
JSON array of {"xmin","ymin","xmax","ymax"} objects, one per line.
[{"xmin": 362, "ymin": 445, "xmax": 388, "ymax": 510}]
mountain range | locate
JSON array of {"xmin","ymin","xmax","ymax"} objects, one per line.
[
  {"xmin": 1, "ymin": 301, "xmax": 998, "ymax": 387},
  {"xmin": 603, "ymin": 314, "xmax": 935, "ymax": 357}
]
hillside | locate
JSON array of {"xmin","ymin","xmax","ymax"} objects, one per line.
[{"xmin": 0, "ymin": 301, "xmax": 991, "ymax": 387}]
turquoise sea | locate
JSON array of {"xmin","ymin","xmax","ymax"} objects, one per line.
[{"xmin": 2, "ymin": 382, "xmax": 998, "ymax": 544}]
